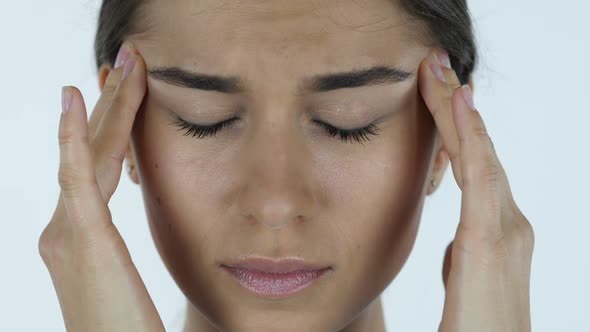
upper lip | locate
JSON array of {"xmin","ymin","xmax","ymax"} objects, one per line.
[{"xmin": 221, "ymin": 256, "xmax": 332, "ymax": 273}]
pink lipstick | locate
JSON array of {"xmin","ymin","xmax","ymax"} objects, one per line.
[{"xmin": 220, "ymin": 257, "xmax": 332, "ymax": 298}]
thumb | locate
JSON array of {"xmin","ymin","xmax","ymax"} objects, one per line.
[{"xmin": 442, "ymin": 241, "xmax": 453, "ymax": 289}]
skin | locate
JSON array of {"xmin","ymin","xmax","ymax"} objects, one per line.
[{"xmin": 38, "ymin": 1, "xmax": 534, "ymax": 331}]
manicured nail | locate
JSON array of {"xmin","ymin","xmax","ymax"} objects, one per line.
[
  {"xmin": 436, "ymin": 49, "xmax": 452, "ymax": 69},
  {"xmin": 61, "ymin": 86, "xmax": 72, "ymax": 114},
  {"xmin": 114, "ymin": 44, "xmax": 130, "ymax": 69},
  {"xmin": 122, "ymin": 55, "xmax": 137, "ymax": 81},
  {"xmin": 461, "ymin": 85, "xmax": 476, "ymax": 111},
  {"xmin": 429, "ymin": 62, "xmax": 447, "ymax": 83}
]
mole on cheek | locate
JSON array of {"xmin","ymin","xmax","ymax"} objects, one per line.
[
  {"xmin": 154, "ymin": 163, "xmax": 159, "ymax": 169},
  {"xmin": 157, "ymin": 196, "xmax": 162, "ymax": 206}
]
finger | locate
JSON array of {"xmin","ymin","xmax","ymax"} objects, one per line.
[
  {"xmin": 88, "ymin": 43, "xmax": 130, "ymax": 139},
  {"xmin": 92, "ymin": 43, "xmax": 147, "ymax": 202},
  {"xmin": 87, "ymin": 68, "xmax": 124, "ymax": 138},
  {"xmin": 452, "ymin": 84, "xmax": 510, "ymax": 234},
  {"xmin": 58, "ymin": 86, "xmax": 110, "ymax": 230},
  {"xmin": 418, "ymin": 48, "xmax": 464, "ymax": 188}
]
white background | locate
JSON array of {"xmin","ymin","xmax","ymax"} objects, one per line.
[{"xmin": 1, "ymin": 0, "xmax": 588, "ymax": 331}]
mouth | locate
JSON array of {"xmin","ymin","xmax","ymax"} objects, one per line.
[{"xmin": 220, "ymin": 256, "xmax": 333, "ymax": 299}]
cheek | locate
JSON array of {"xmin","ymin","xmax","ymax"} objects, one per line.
[
  {"xmin": 316, "ymin": 110, "xmax": 436, "ymax": 295},
  {"xmin": 130, "ymin": 106, "xmax": 227, "ymax": 295}
]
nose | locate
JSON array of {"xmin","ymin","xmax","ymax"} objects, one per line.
[{"xmin": 235, "ymin": 117, "xmax": 318, "ymax": 230}]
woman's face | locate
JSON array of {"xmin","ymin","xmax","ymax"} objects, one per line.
[{"xmin": 116, "ymin": 0, "xmax": 448, "ymax": 330}]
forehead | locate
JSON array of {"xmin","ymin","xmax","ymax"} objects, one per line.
[{"xmin": 136, "ymin": 0, "xmax": 428, "ymax": 88}]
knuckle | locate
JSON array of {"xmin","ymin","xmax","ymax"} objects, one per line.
[
  {"xmin": 481, "ymin": 159, "xmax": 501, "ymax": 183},
  {"xmin": 58, "ymin": 164, "xmax": 96, "ymax": 195},
  {"xmin": 59, "ymin": 130, "xmax": 89, "ymax": 151},
  {"xmin": 503, "ymin": 204, "xmax": 535, "ymax": 255},
  {"xmin": 106, "ymin": 148, "xmax": 127, "ymax": 165},
  {"xmin": 472, "ymin": 124, "xmax": 489, "ymax": 139},
  {"xmin": 463, "ymin": 158, "xmax": 500, "ymax": 189},
  {"xmin": 516, "ymin": 212, "xmax": 535, "ymax": 250},
  {"xmin": 458, "ymin": 119, "xmax": 489, "ymax": 146},
  {"xmin": 57, "ymin": 165, "xmax": 83, "ymax": 192},
  {"xmin": 457, "ymin": 221, "xmax": 505, "ymax": 252},
  {"xmin": 58, "ymin": 131, "xmax": 76, "ymax": 147},
  {"xmin": 37, "ymin": 230, "xmax": 52, "ymax": 264},
  {"xmin": 455, "ymin": 229, "xmax": 509, "ymax": 267},
  {"xmin": 96, "ymin": 141, "xmax": 127, "ymax": 165},
  {"xmin": 38, "ymin": 223, "xmax": 68, "ymax": 267},
  {"xmin": 103, "ymin": 80, "xmax": 119, "ymax": 96}
]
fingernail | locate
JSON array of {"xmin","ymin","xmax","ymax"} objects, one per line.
[
  {"xmin": 122, "ymin": 55, "xmax": 137, "ymax": 81},
  {"xmin": 436, "ymin": 49, "xmax": 452, "ymax": 69},
  {"xmin": 429, "ymin": 62, "xmax": 447, "ymax": 83},
  {"xmin": 461, "ymin": 85, "xmax": 476, "ymax": 111},
  {"xmin": 61, "ymin": 86, "xmax": 72, "ymax": 114},
  {"xmin": 114, "ymin": 44, "xmax": 130, "ymax": 69}
]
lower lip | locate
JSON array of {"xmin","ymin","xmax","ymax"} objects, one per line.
[{"xmin": 221, "ymin": 266, "xmax": 331, "ymax": 298}]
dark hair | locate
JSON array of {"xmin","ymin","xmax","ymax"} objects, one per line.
[
  {"xmin": 94, "ymin": 0, "xmax": 477, "ymax": 85},
  {"xmin": 399, "ymin": 0, "xmax": 477, "ymax": 84},
  {"xmin": 94, "ymin": 0, "xmax": 144, "ymax": 71}
]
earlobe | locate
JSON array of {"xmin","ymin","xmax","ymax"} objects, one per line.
[
  {"xmin": 124, "ymin": 143, "xmax": 140, "ymax": 185},
  {"xmin": 427, "ymin": 137, "xmax": 450, "ymax": 195},
  {"xmin": 126, "ymin": 163, "xmax": 140, "ymax": 185}
]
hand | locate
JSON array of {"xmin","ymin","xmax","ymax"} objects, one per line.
[
  {"xmin": 418, "ymin": 49, "xmax": 535, "ymax": 332},
  {"xmin": 38, "ymin": 43, "xmax": 165, "ymax": 332}
]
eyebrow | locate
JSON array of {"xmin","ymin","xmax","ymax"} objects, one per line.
[{"xmin": 148, "ymin": 65, "xmax": 413, "ymax": 94}]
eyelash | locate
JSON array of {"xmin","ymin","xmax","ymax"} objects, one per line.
[
  {"xmin": 312, "ymin": 120, "xmax": 381, "ymax": 143},
  {"xmin": 172, "ymin": 115, "xmax": 381, "ymax": 143},
  {"xmin": 172, "ymin": 115, "xmax": 239, "ymax": 139}
]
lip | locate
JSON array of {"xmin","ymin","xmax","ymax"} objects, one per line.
[
  {"xmin": 222, "ymin": 256, "xmax": 331, "ymax": 273},
  {"xmin": 220, "ymin": 256, "xmax": 332, "ymax": 298}
]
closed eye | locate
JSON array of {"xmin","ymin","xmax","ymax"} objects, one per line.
[
  {"xmin": 312, "ymin": 120, "xmax": 381, "ymax": 144},
  {"xmin": 171, "ymin": 114, "xmax": 381, "ymax": 144},
  {"xmin": 170, "ymin": 114, "xmax": 239, "ymax": 139}
]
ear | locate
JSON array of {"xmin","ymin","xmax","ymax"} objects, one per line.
[
  {"xmin": 426, "ymin": 137, "xmax": 449, "ymax": 196},
  {"xmin": 98, "ymin": 63, "xmax": 141, "ymax": 185},
  {"xmin": 98, "ymin": 64, "xmax": 111, "ymax": 91},
  {"xmin": 124, "ymin": 144, "xmax": 140, "ymax": 185}
]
